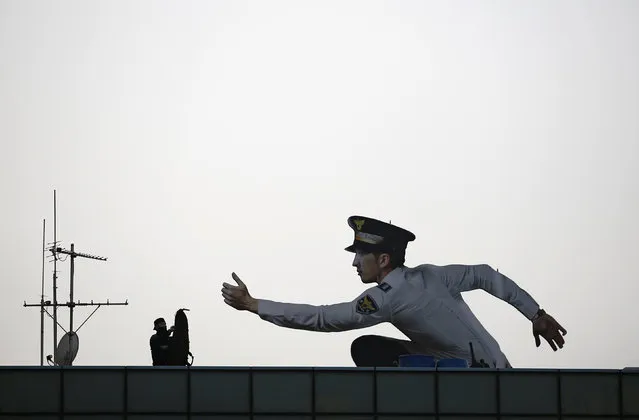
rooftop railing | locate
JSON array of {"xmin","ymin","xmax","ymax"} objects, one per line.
[{"xmin": 1, "ymin": 366, "xmax": 638, "ymax": 418}]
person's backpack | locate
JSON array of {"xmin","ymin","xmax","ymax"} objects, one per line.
[{"xmin": 167, "ymin": 308, "xmax": 194, "ymax": 366}]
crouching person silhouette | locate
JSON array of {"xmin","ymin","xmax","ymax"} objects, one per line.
[{"xmin": 150, "ymin": 317, "xmax": 174, "ymax": 366}]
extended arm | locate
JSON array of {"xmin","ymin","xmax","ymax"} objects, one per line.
[
  {"xmin": 440, "ymin": 264, "xmax": 541, "ymax": 320},
  {"xmin": 257, "ymin": 294, "xmax": 390, "ymax": 332},
  {"xmin": 221, "ymin": 272, "xmax": 391, "ymax": 332}
]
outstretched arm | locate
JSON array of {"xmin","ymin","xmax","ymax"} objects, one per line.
[
  {"xmin": 221, "ymin": 272, "xmax": 391, "ymax": 332},
  {"xmin": 256, "ymin": 298, "xmax": 389, "ymax": 332},
  {"xmin": 439, "ymin": 264, "xmax": 540, "ymax": 319}
]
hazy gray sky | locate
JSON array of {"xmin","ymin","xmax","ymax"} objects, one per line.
[{"xmin": 2, "ymin": 0, "xmax": 638, "ymax": 369}]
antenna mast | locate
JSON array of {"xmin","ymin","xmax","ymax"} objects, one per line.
[
  {"xmin": 53, "ymin": 190, "xmax": 58, "ymax": 356},
  {"xmin": 24, "ymin": 189, "xmax": 129, "ymax": 366},
  {"xmin": 40, "ymin": 218, "xmax": 45, "ymax": 366}
]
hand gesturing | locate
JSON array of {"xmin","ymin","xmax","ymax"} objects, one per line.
[
  {"xmin": 533, "ymin": 312, "xmax": 567, "ymax": 351},
  {"xmin": 222, "ymin": 272, "xmax": 258, "ymax": 313}
]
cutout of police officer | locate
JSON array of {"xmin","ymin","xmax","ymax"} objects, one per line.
[{"xmin": 221, "ymin": 215, "xmax": 567, "ymax": 368}]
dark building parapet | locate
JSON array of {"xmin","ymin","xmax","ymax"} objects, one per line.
[{"xmin": 1, "ymin": 366, "xmax": 638, "ymax": 418}]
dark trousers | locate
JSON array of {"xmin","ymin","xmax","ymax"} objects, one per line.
[
  {"xmin": 351, "ymin": 335, "xmax": 511, "ymax": 368},
  {"xmin": 350, "ymin": 335, "xmax": 418, "ymax": 367}
]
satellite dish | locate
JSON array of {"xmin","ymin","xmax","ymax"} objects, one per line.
[{"xmin": 54, "ymin": 331, "xmax": 79, "ymax": 366}]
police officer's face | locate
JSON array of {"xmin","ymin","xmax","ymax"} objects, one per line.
[{"xmin": 352, "ymin": 251, "xmax": 387, "ymax": 283}]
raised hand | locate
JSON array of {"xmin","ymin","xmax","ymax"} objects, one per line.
[{"xmin": 222, "ymin": 272, "xmax": 258, "ymax": 313}]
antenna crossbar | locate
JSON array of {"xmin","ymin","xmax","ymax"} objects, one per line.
[
  {"xmin": 24, "ymin": 300, "xmax": 129, "ymax": 308},
  {"xmin": 54, "ymin": 247, "xmax": 107, "ymax": 261}
]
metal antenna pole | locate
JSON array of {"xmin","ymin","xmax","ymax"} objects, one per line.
[
  {"xmin": 40, "ymin": 219, "xmax": 45, "ymax": 366},
  {"xmin": 52, "ymin": 189, "xmax": 58, "ymax": 355},
  {"xmin": 57, "ymin": 243, "xmax": 113, "ymax": 334},
  {"xmin": 70, "ymin": 243, "xmax": 75, "ymax": 332},
  {"xmin": 52, "ymin": 241, "xmax": 125, "ymax": 366}
]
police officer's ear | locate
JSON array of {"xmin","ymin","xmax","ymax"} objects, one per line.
[{"xmin": 376, "ymin": 253, "xmax": 391, "ymax": 268}]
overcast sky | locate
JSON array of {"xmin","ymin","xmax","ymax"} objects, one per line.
[{"xmin": 2, "ymin": 0, "xmax": 638, "ymax": 369}]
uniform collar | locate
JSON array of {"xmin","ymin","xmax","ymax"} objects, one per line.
[{"xmin": 379, "ymin": 266, "xmax": 406, "ymax": 287}]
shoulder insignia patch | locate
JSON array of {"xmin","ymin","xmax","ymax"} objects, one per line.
[
  {"xmin": 356, "ymin": 294, "xmax": 379, "ymax": 315},
  {"xmin": 377, "ymin": 283, "xmax": 392, "ymax": 293}
]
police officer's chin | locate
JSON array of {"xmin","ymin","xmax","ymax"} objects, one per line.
[{"xmin": 358, "ymin": 272, "xmax": 376, "ymax": 284}]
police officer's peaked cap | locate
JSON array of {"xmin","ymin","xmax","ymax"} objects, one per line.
[{"xmin": 345, "ymin": 215, "xmax": 416, "ymax": 253}]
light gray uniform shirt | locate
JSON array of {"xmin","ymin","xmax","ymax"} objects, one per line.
[{"xmin": 257, "ymin": 264, "xmax": 540, "ymax": 368}]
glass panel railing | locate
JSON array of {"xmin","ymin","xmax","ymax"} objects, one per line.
[{"xmin": 0, "ymin": 366, "xmax": 636, "ymax": 418}]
